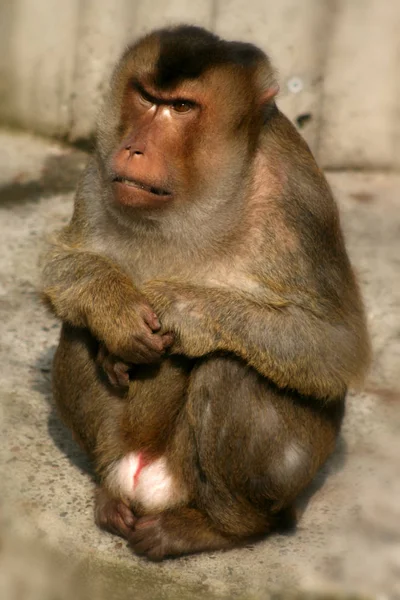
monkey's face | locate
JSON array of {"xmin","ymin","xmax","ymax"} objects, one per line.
[
  {"xmin": 110, "ymin": 79, "xmax": 201, "ymax": 210},
  {"xmin": 98, "ymin": 28, "xmax": 278, "ymax": 214}
]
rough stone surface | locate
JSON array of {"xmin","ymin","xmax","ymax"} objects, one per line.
[{"xmin": 0, "ymin": 130, "xmax": 399, "ymax": 599}]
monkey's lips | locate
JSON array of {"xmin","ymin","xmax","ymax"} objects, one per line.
[{"xmin": 112, "ymin": 175, "xmax": 172, "ymax": 206}]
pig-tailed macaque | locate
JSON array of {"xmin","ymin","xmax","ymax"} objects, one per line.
[{"xmin": 42, "ymin": 25, "xmax": 370, "ymax": 560}]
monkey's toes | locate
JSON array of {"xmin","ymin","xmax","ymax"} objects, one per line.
[
  {"xmin": 128, "ymin": 516, "xmax": 166, "ymax": 561},
  {"xmin": 95, "ymin": 497, "xmax": 137, "ymax": 539},
  {"xmin": 96, "ymin": 344, "xmax": 131, "ymax": 388},
  {"xmin": 110, "ymin": 361, "xmax": 131, "ymax": 388},
  {"xmin": 104, "ymin": 358, "xmax": 131, "ymax": 388}
]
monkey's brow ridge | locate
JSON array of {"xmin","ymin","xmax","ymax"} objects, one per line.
[
  {"xmin": 132, "ymin": 79, "xmax": 196, "ymax": 106},
  {"xmin": 132, "ymin": 80, "xmax": 161, "ymax": 105}
]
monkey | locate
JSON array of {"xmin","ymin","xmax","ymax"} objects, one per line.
[{"xmin": 41, "ymin": 25, "xmax": 370, "ymax": 561}]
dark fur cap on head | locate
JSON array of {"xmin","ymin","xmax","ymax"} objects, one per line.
[{"xmin": 154, "ymin": 25, "xmax": 267, "ymax": 88}]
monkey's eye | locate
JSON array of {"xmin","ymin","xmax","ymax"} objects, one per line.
[
  {"xmin": 172, "ymin": 101, "xmax": 193, "ymax": 113},
  {"xmin": 137, "ymin": 91, "xmax": 153, "ymax": 107}
]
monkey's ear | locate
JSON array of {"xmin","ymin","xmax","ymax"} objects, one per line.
[{"xmin": 259, "ymin": 83, "xmax": 279, "ymax": 105}]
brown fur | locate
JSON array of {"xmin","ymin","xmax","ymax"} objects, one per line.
[{"xmin": 42, "ymin": 25, "xmax": 370, "ymax": 560}]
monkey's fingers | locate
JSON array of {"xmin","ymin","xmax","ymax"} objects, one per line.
[
  {"xmin": 95, "ymin": 490, "xmax": 137, "ymax": 539},
  {"xmin": 96, "ymin": 344, "xmax": 131, "ymax": 388},
  {"xmin": 130, "ymin": 330, "xmax": 170, "ymax": 362},
  {"xmin": 129, "ymin": 516, "xmax": 165, "ymax": 561},
  {"xmin": 110, "ymin": 326, "xmax": 170, "ymax": 364},
  {"xmin": 108, "ymin": 361, "xmax": 131, "ymax": 388},
  {"xmin": 161, "ymin": 332, "xmax": 174, "ymax": 349},
  {"xmin": 143, "ymin": 310, "xmax": 161, "ymax": 332}
]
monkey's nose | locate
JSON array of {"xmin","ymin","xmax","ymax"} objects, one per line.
[{"xmin": 125, "ymin": 144, "xmax": 145, "ymax": 156}]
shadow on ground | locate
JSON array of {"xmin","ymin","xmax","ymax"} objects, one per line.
[
  {"xmin": 0, "ymin": 152, "xmax": 87, "ymax": 206},
  {"xmin": 33, "ymin": 344, "xmax": 93, "ymax": 478},
  {"xmin": 297, "ymin": 434, "xmax": 347, "ymax": 515}
]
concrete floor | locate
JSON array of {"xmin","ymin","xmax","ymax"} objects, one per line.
[{"xmin": 0, "ymin": 129, "xmax": 399, "ymax": 599}]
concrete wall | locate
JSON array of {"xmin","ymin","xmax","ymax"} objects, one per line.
[{"xmin": 0, "ymin": 0, "xmax": 398, "ymax": 169}]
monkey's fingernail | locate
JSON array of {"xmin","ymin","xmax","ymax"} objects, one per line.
[
  {"xmin": 152, "ymin": 314, "xmax": 161, "ymax": 329},
  {"xmin": 162, "ymin": 333, "xmax": 174, "ymax": 347},
  {"xmin": 119, "ymin": 507, "xmax": 136, "ymax": 527}
]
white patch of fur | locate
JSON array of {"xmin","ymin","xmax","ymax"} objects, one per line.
[
  {"xmin": 283, "ymin": 443, "xmax": 307, "ymax": 475},
  {"xmin": 134, "ymin": 457, "xmax": 179, "ymax": 511},
  {"xmin": 265, "ymin": 403, "xmax": 280, "ymax": 429},
  {"xmin": 204, "ymin": 270, "xmax": 261, "ymax": 293},
  {"xmin": 270, "ymin": 441, "xmax": 309, "ymax": 489},
  {"xmin": 107, "ymin": 452, "xmax": 187, "ymax": 511},
  {"xmin": 108, "ymin": 452, "xmax": 140, "ymax": 501}
]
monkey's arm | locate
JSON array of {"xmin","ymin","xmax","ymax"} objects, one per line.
[
  {"xmin": 42, "ymin": 239, "xmax": 131, "ymax": 329},
  {"xmin": 41, "ymin": 235, "xmax": 173, "ymax": 363},
  {"xmin": 142, "ymin": 281, "xmax": 369, "ymax": 400}
]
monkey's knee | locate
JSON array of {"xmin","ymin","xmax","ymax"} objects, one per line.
[{"xmin": 187, "ymin": 357, "xmax": 340, "ymax": 527}]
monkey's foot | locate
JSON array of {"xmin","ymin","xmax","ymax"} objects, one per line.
[
  {"xmin": 95, "ymin": 487, "xmax": 136, "ymax": 538},
  {"xmin": 128, "ymin": 508, "xmax": 234, "ymax": 561},
  {"xmin": 97, "ymin": 344, "xmax": 131, "ymax": 388}
]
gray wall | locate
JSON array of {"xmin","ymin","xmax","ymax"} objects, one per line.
[{"xmin": 0, "ymin": 0, "xmax": 399, "ymax": 169}]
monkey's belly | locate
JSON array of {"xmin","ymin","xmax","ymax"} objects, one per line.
[{"xmin": 107, "ymin": 452, "xmax": 188, "ymax": 512}]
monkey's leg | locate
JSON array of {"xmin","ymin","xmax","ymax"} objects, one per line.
[
  {"xmin": 53, "ymin": 324, "xmax": 191, "ymax": 539},
  {"xmin": 52, "ymin": 324, "xmax": 127, "ymax": 458},
  {"xmin": 129, "ymin": 508, "xmax": 235, "ymax": 560},
  {"xmin": 129, "ymin": 355, "xmax": 344, "ymax": 559},
  {"xmin": 53, "ymin": 324, "xmax": 140, "ymax": 537}
]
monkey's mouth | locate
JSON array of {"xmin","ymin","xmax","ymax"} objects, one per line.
[{"xmin": 112, "ymin": 176, "xmax": 172, "ymax": 197}]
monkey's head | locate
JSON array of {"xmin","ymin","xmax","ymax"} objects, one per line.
[{"xmin": 97, "ymin": 25, "xmax": 278, "ymax": 214}]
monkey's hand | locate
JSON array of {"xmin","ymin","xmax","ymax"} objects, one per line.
[
  {"xmin": 95, "ymin": 295, "xmax": 175, "ymax": 366},
  {"xmin": 141, "ymin": 280, "xmax": 223, "ymax": 357},
  {"xmin": 42, "ymin": 243, "xmax": 174, "ymax": 365}
]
